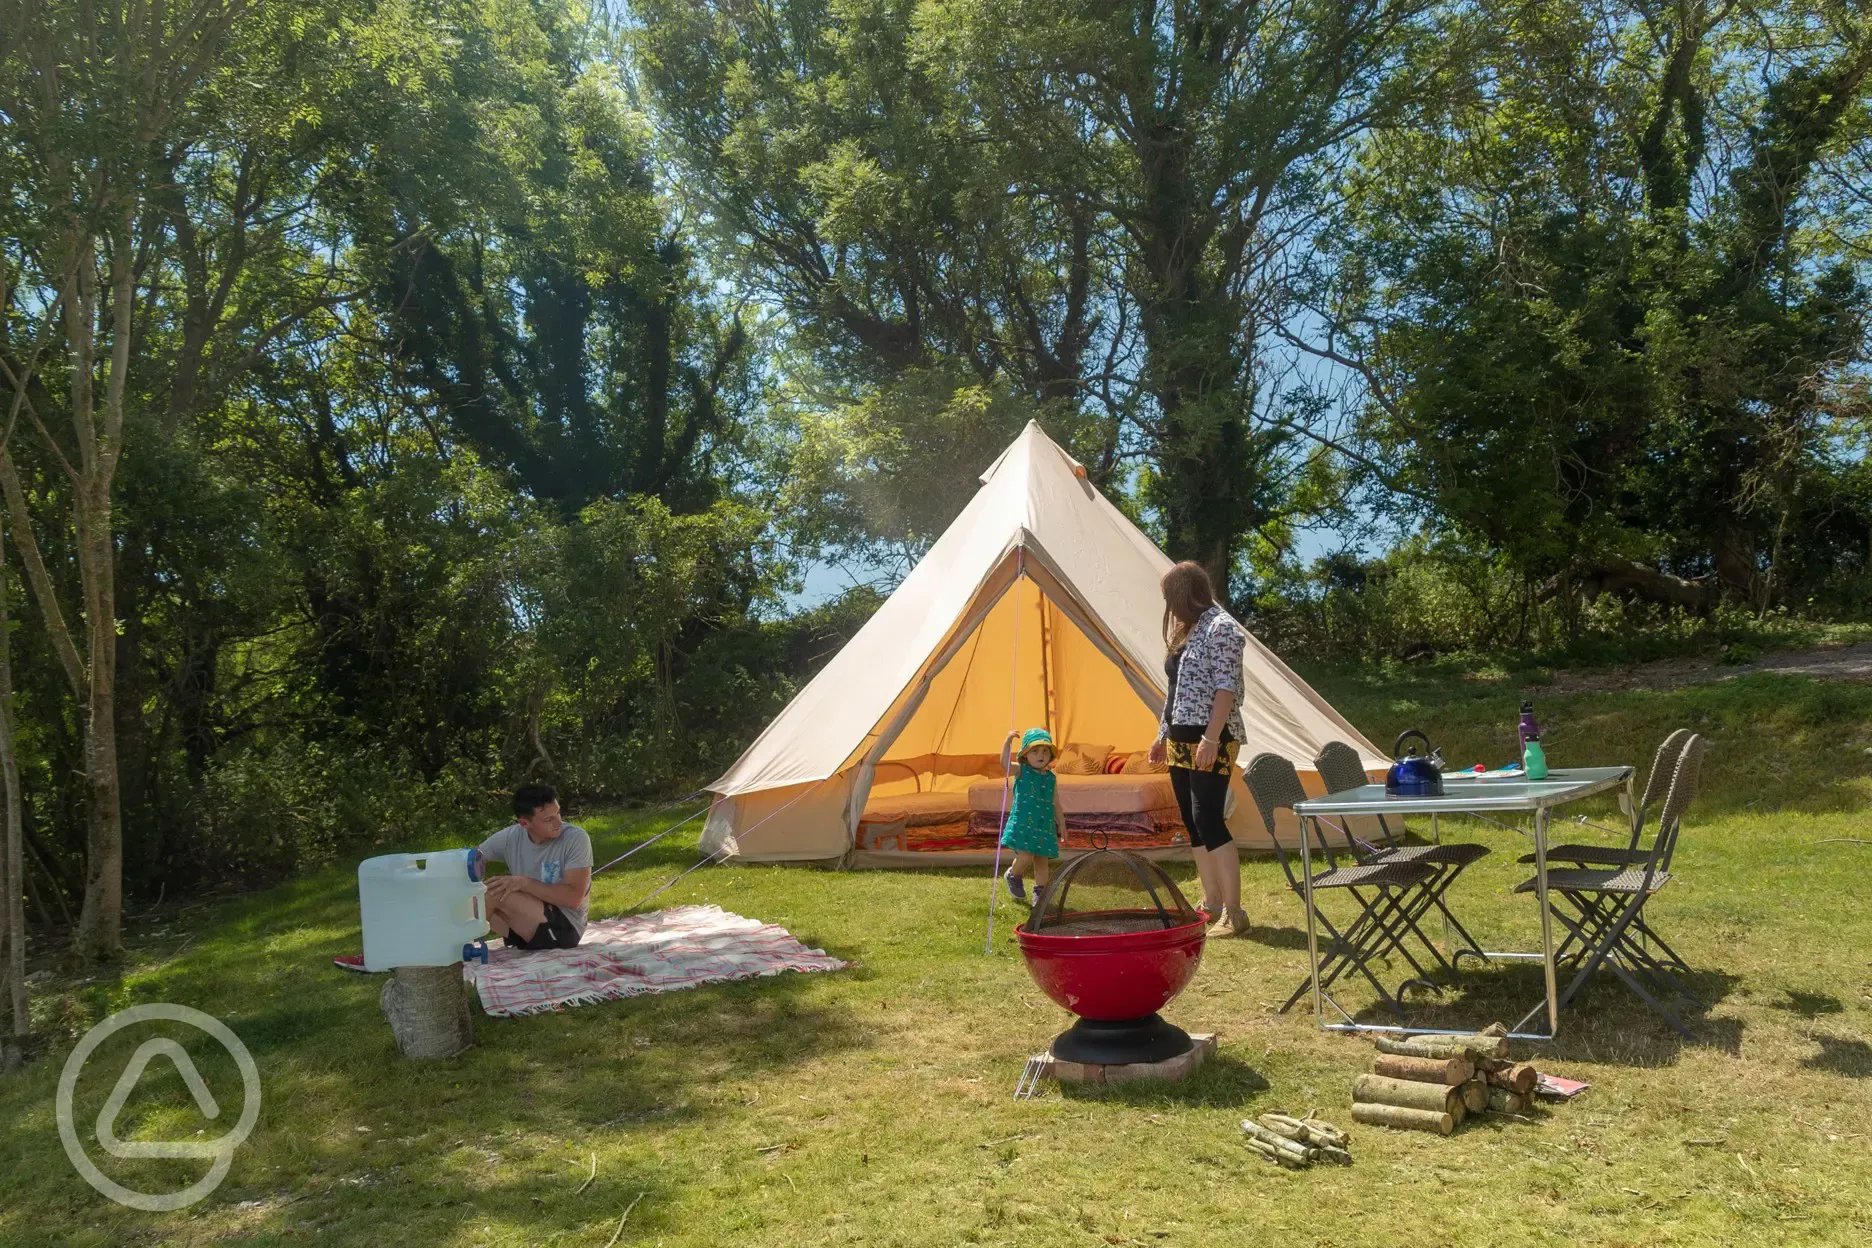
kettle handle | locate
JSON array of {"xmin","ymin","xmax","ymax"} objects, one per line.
[{"xmin": 1394, "ymin": 729, "xmax": 1432, "ymax": 760}]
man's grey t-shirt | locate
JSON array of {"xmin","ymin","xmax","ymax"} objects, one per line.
[{"xmin": 476, "ymin": 823, "xmax": 594, "ymax": 935}]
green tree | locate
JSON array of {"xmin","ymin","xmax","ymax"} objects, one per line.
[
  {"xmin": 1311, "ymin": 0, "xmax": 1872, "ymax": 615},
  {"xmin": 0, "ymin": 0, "xmax": 311, "ymax": 957},
  {"xmin": 637, "ymin": 0, "xmax": 1448, "ymax": 597}
]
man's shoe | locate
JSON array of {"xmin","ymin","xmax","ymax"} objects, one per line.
[{"xmin": 1206, "ymin": 908, "xmax": 1236, "ymax": 938}]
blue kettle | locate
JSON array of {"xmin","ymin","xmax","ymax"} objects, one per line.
[{"xmin": 1385, "ymin": 729, "xmax": 1445, "ymax": 797}]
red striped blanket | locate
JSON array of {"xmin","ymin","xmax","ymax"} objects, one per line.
[{"xmin": 465, "ymin": 904, "xmax": 849, "ymax": 1018}]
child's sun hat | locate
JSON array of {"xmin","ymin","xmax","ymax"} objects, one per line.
[{"xmin": 1019, "ymin": 727, "xmax": 1055, "ymax": 755}]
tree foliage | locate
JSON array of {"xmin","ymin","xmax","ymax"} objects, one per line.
[{"xmin": 1309, "ymin": 0, "xmax": 1872, "ymax": 614}]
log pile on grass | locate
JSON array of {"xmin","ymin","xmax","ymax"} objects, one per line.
[
  {"xmin": 1241, "ymin": 1113, "xmax": 1353, "ymax": 1169},
  {"xmin": 1352, "ymin": 1027, "xmax": 1541, "ymax": 1132}
]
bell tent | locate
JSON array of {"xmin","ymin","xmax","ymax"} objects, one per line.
[{"xmin": 702, "ymin": 422, "xmax": 1387, "ymax": 866}]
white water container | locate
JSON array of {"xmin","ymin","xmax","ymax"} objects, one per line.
[{"xmin": 358, "ymin": 848, "xmax": 490, "ymax": 971}]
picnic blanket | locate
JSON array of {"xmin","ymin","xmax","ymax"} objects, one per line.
[{"xmin": 464, "ymin": 904, "xmax": 849, "ymax": 1018}]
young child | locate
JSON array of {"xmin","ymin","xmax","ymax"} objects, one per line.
[{"xmin": 1001, "ymin": 727, "xmax": 1064, "ymax": 904}]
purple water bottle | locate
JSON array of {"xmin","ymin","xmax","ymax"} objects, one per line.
[{"xmin": 1517, "ymin": 700, "xmax": 1541, "ymax": 751}]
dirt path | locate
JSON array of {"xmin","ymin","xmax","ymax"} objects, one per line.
[{"xmin": 1529, "ymin": 642, "xmax": 1872, "ymax": 696}]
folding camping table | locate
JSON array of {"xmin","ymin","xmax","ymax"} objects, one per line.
[{"xmin": 1292, "ymin": 766, "xmax": 1635, "ymax": 1042}]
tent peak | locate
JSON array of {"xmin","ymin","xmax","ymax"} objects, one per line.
[{"xmin": 979, "ymin": 420, "xmax": 1084, "ymax": 485}]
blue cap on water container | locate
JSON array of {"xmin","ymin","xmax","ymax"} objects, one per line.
[{"xmin": 466, "ymin": 848, "xmax": 484, "ymax": 882}]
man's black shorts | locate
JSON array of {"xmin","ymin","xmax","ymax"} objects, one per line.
[{"xmin": 504, "ymin": 902, "xmax": 581, "ymax": 950}]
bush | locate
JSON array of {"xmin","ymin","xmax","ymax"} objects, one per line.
[{"xmin": 1250, "ymin": 541, "xmax": 1867, "ymax": 668}]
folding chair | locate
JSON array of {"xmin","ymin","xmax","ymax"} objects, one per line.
[
  {"xmin": 1314, "ymin": 740, "xmax": 1491, "ymax": 968},
  {"xmin": 1520, "ymin": 728, "xmax": 1692, "ymax": 869},
  {"xmin": 1513, "ymin": 735, "xmax": 1707, "ymax": 1034},
  {"xmin": 1245, "ymin": 753, "xmax": 1441, "ymax": 1020}
]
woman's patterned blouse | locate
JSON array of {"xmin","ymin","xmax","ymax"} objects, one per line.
[{"xmin": 1158, "ymin": 605, "xmax": 1248, "ymax": 743}]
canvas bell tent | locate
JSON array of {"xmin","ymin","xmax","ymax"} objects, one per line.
[{"xmin": 702, "ymin": 423, "xmax": 1387, "ymax": 866}]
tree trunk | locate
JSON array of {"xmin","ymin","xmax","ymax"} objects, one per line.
[
  {"xmin": 0, "ymin": 520, "xmax": 27, "ymax": 1039},
  {"xmin": 73, "ymin": 459, "xmax": 124, "ymax": 960}
]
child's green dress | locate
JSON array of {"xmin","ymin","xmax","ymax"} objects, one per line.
[{"xmin": 999, "ymin": 763, "xmax": 1059, "ymax": 857}]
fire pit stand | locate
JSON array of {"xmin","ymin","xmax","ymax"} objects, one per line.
[{"xmin": 1015, "ymin": 843, "xmax": 1210, "ymax": 1072}]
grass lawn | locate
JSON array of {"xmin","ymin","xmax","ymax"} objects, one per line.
[{"xmin": 3, "ymin": 662, "xmax": 1871, "ymax": 1247}]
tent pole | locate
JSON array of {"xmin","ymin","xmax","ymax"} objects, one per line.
[
  {"xmin": 985, "ymin": 550, "xmax": 1026, "ymax": 954},
  {"xmin": 1039, "ymin": 591, "xmax": 1055, "ymax": 736}
]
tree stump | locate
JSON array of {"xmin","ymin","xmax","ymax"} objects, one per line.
[{"xmin": 380, "ymin": 964, "xmax": 473, "ymax": 1059}]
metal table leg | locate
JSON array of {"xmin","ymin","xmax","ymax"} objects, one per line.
[
  {"xmin": 1301, "ymin": 814, "xmax": 1323, "ymax": 1027},
  {"xmin": 1535, "ymin": 805, "xmax": 1559, "ymax": 1035},
  {"xmin": 1431, "ymin": 811, "xmax": 1452, "ymax": 953}
]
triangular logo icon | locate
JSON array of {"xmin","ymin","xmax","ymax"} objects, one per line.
[{"xmin": 95, "ymin": 1038, "xmax": 225, "ymax": 1160}]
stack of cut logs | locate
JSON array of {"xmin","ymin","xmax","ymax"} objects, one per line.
[
  {"xmin": 1349, "ymin": 1028, "xmax": 1540, "ymax": 1136},
  {"xmin": 1241, "ymin": 1113, "xmax": 1353, "ymax": 1169}
]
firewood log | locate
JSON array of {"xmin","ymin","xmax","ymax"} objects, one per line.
[
  {"xmin": 1316, "ymin": 1144, "xmax": 1354, "ymax": 1166},
  {"xmin": 1300, "ymin": 1118, "xmax": 1351, "ymax": 1149},
  {"xmin": 1486, "ymin": 1089, "xmax": 1527, "ymax": 1114},
  {"xmin": 1459, "ymin": 1079, "xmax": 1489, "ymax": 1113},
  {"xmin": 1372, "ymin": 1054, "xmax": 1473, "ymax": 1086},
  {"xmin": 1245, "ymin": 1137, "xmax": 1292, "ymax": 1167},
  {"xmin": 1352, "ymin": 1074, "xmax": 1461, "ymax": 1114},
  {"xmin": 1374, "ymin": 1033, "xmax": 1509, "ymax": 1061},
  {"xmin": 1257, "ymin": 1114, "xmax": 1308, "ymax": 1141},
  {"xmin": 1483, "ymin": 1062, "xmax": 1539, "ymax": 1096},
  {"xmin": 1242, "ymin": 1120, "xmax": 1318, "ymax": 1162},
  {"xmin": 1260, "ymin": 1113, "xmax": 1349, "ymax": 1150},
  {"xmin": 1350, "ymin": 1103, "xmax": 1455, "ymax": 1135},
  {"xmin": 1246, "ymin": 1137, "xmax": 1307, "ymax": 1169}
]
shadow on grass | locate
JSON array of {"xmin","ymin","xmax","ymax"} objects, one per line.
[
  {"xmin": 1332, "ymin": 960, "xmax": 1746, "ymax": 1066},
  {"xmin": 1800, "ymin": 1032, "xmax": 1872, "ymax": 1078},
  {"xmin": 1239, "ymin": 923, "xmax": 1312, "ymax": 953},
  {"xmin": 1055, "ymin": 1052, "xmax": 1270, "ymax": 1109},
  {"xmin": 1771, "ymin": 989, "xmax": 1845, "ymax": 1019}
]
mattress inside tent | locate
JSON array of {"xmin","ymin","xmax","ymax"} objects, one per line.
[{"xmin": 857, "ymin": 767, "xmax": 1187, "ymax": 862}]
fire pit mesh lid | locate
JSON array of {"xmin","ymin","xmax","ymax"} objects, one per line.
[{"xmin": 1027, "ymin": 845, "xmax": 1201, "ymax": 934}]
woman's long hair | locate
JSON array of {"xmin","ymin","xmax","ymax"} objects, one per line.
[{"xmin": 1161, "ymin": 561, "xmax": 1217, "ymax": 652}]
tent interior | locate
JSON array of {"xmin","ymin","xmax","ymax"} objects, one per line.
[{"xmin": 855, "ymin": 572, "xmax": 1187, "ymax": 859}]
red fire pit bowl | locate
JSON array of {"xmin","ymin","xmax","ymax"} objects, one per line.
[{"xmin": 1015, "ymin": 910, "xmax": 1207, "ymax": 1021}]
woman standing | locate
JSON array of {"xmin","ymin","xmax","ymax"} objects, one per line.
[{"xmin": 1148, "ymin": 561, "xmax": 1250, "ymax": 937}]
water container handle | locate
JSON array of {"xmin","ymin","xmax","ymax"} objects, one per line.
[{"xmin": 462, "ymin": 940, "xmax": 490, "ymax": 964}]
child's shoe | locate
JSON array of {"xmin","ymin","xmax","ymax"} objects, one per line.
[{"xmin": 1005, "ymin": 870, "xmax": 1026, "ymax": 903}]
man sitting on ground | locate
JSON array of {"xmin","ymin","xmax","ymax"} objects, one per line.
[{"xmin": 478, "ymin": 784, "xmax": 593, "ymax": 950}]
